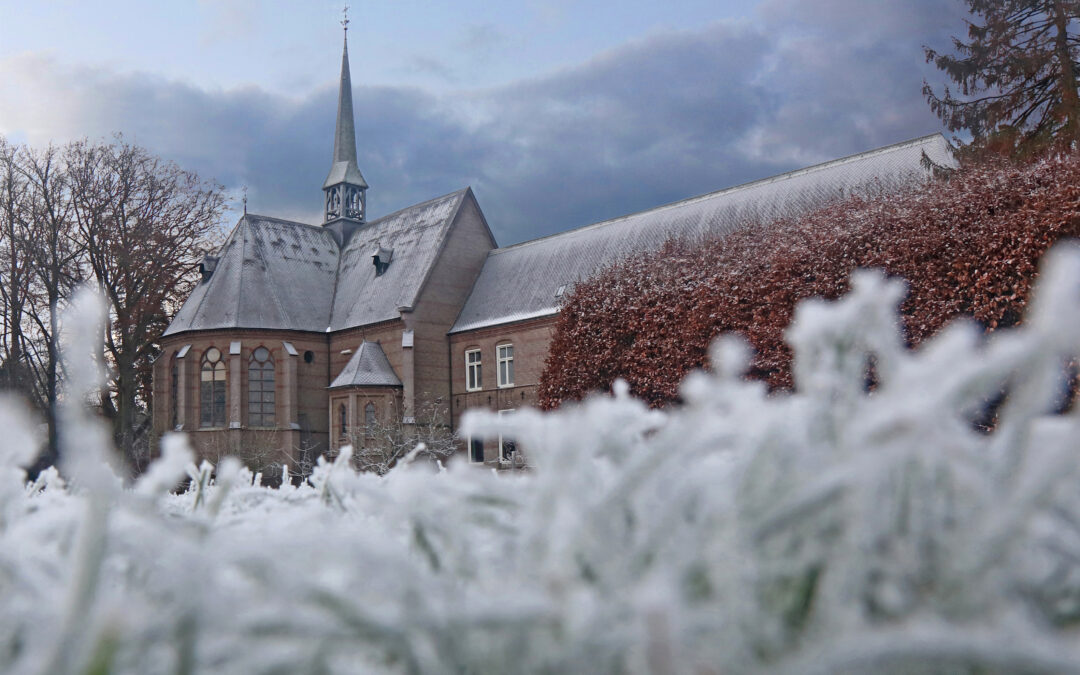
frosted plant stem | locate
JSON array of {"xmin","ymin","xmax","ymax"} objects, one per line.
[{"xmin": 40, "ymin": 496, "xmax": 109, "ymax": 675}]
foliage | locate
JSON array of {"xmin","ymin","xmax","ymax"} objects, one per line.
[
  {"xmin": 923, "ymin": 0, "xmax": 1080, "ymax": 158},
  {"xmin": 5, "ymin": 250, "xmax": 1080, "ymax": 672},
  {"xmin": 538, "ymin": 151, "xmax": 1080, "ymax": 408}
]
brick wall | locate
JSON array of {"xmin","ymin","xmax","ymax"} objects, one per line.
[
  {"xmin": 153, "ymin": 329, "xmax": 331, "ymax": 472},
  {"xmin": 410, "ymin": 191, "xmax": 496, "ymax": 424},
  {"xmin": 448, "ymin": 315, "xmax": 557, "ymax": 462}
]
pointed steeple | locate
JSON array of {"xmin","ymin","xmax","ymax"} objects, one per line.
[{"xmin": 324, "ymin": 11, "xmax": 367, "ymax": 229}]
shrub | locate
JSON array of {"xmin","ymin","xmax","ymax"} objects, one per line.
[{"xmin": 538, "ymin": 152, "xmax": 1080, "ymax": 407}]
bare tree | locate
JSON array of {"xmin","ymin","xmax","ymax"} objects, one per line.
[
  {"xmin": 19, "ymin": 143, "xmax": 84, "ymax": 471},
  {"xmin": 346, "ymin": 396, "xmax": 457, "ymax": 475},
  {"xmin": 0, "ymin": 139, "xmax": 35, "ymax": 400},
  {"xmin": 0, "ymin": 135, "xmax": 223, "ymax": 475},
  {"xmin": 192, "ymin": 428, "xmax": 285, "ymax": 485},
  {"xmin": 66, "ymin": 138, "xmax": 225, "ymax": 471}
]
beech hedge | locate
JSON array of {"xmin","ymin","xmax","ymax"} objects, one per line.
[{"xmin": 538, "ymin": 152, "xmax": 1080, "ymax": 408}]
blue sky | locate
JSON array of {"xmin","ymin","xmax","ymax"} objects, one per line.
[{"xmin": 0, "ymin": 0, "xmax": 968, "ymax": 244}]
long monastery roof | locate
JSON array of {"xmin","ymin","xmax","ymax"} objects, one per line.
[{"xmin": 449, "ymin": 134, "xmax": 956, "ymax": 334}]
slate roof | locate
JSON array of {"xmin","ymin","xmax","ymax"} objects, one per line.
[
  {"xmin": 329, "ymin": 190, "xmax": 468, "ymax": 331},
  {"xmin": 165, "ymin": 215, "xmax": 339, "ymax": 335},
  {"xmin": 449, "ymin": 134, "xmax": 956, "ymax": 334},
  {"xmin": 329, "ymin": 341, "xmax": 402, "ymax": 388},
  {"xmin": 163, "ymin": 189, "xmax": 471, "ymax": 336}
]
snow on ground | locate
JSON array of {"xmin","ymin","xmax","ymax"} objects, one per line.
[{"xmin": 3, "ymin": 247, "xmax": 1080, "ymax": 674}]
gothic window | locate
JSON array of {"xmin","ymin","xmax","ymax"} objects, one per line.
[
  {"xmin": 200, "ymin": 347, "xmax": 226, "ymax": 428},
  {"xmin": 497, "ymin": 344, "xmax": 514, "ymax": 388},
  {"xmin": 465, "ymin": 349, "xmax": 481, "ymax": 391},
  {"xmin": 339, "ymin": 403, "xmax": 348, "ymax": 438},
  {"xmin": 248, "ymin": 347, "xmax": 275, "ymax": 427},
  {"xmin": 170, "ymin": 356, "xmax": 179, "ymax": 429},
  {"xmin": 364, "ymin": 402, "xmax": 376, "ymax": 437}
]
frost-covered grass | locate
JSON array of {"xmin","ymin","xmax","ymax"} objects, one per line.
[{"xmin": 4, "ymin": 247, "xmax": 1080, "ymax": 674}]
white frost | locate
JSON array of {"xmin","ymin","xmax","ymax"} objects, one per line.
[{"xmin": 1, "ymin": 245, "xmax": 1080, "ymax": 673}]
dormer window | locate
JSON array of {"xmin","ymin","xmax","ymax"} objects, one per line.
[
  {"xmin": 372, "ymin": 246, "xmax": 393, "ymax": 276},
  {"xmin": 199, "ymin": 255, "xmax": 219, "ymax": 282}
]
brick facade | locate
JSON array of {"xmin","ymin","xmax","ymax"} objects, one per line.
[{"xmin": 448, "ymin": 315, "xmax": 557, "ymax": 463}]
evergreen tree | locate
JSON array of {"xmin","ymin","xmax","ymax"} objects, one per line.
[{"xmin": 924, "ymin": 0, "xmax": 1080, "ymax": 157}]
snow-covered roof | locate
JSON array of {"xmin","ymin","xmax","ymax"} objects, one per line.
[
  {"xmin": 449, "ymin": 134, "xmax": 956, "ymax": 334},
  {"xmin": 163, "ymin": 189, "xmax": 470, "ymax": 336},
  {"xmin": 329, "ymin": 341, "xmax": 402, "ymax": 388}
]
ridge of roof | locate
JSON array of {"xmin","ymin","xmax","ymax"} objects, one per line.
[
  {"xmin": 487, "ymin": 133, "xmax": 948, "ymax": 256},
  {"xmin": 234, "ymin": 216, "xmax": 250, "ymax": 329},
  {"xmin": 364, "ymin": 187, "xmax": 471, "ymax": 228},
  {"xmin": 174, "ymin": 218, "xmax": 248, "ymax": 334},
  {"xmin": 242, "ymin": 213, "xmax": 321, "ymax": 230}
]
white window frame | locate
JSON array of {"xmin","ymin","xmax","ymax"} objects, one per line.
[
  {"xmin": 496, "ymin": 343, "xmax": 514, "ymax": 388},
  {"xmin": 498, "ymin": 409, "xmax": 516, "ymax": 460},
  {"xmin": 465, "ymin": 348, "xmax": 482, "ymax": 392}
]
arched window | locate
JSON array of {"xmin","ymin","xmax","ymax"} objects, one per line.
[
  {"xmin": 200, "ymin": 347, "xmax": 226, "ymax": 428},
  {"xmin": 170, "ymin": 356, "xmax": 179, "ymax": 429},
  {"xmin": 248, "ymin": 347, "xmax": 275, "ymax": 427},
  {"xmin": 339, "ymin": 403, "xmax": 348, "ymax": 438},
  {"xmin": 364, "ymin": 402, "xmax": 376, "ymax": 437}
]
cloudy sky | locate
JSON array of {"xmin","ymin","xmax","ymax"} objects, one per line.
[{"xmin": 0, "ymin": 0, "xmax": 968, "ymax": 244}]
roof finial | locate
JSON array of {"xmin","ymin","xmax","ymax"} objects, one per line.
[
  {"xmin": 242, "ymin": 185, "xmax": 248, "ymax": 214},
  {"xmin": 341, "ymin": 5, "xmax": 350, "ymax": 34}
]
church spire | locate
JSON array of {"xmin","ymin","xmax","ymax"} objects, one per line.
[{"xmin": 324, "ymin": 7, "xmax": 367, "ymax": 227}]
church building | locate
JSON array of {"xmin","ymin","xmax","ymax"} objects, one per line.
[{"xmin": 151, "ymin": 29, "xmax": 955, "ymax": 472}]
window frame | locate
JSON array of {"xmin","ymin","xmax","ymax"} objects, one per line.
[
  {"xmin": 496, "ymin": 343, "xmax": 514, "ymax": 388},
  {"xmin": 247, "ymin": 346, "xmax": 276, "ymax": 428},
  {"xmin": 170, "ymin": 355, "xmax": 179, "ymax": 429},
  {"xmin": 465, "ymin": 348, "xmax": 482, "ymax": 392},
  {"xmin": 498, "ymin": 408, "xmax": 516, "ymax": 460},
  {"xmin": 199, "ymin": 347, "xmax": 227, "ymax": 428}
]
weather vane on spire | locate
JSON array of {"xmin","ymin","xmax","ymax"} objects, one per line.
[{"xmin": 341, "ymin": 5, "xmax": 350, "ymax": 33}]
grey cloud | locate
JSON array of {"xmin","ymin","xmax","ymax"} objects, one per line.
[
  {"xmin": 470, "ymin": 23, "xmax": 781, "ymax": 241},
  {"xmin": 0, "ymin": 10, "xmax": 959, "ymax": 246},
  {"xmin": 748, "ymin": 0, "xmax": 968, "ymax": 163}
]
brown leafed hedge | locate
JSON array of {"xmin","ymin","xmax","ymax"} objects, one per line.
[{"xmin": 537, "ymin": 152, "xmax": 1080, "ymax": 409}]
